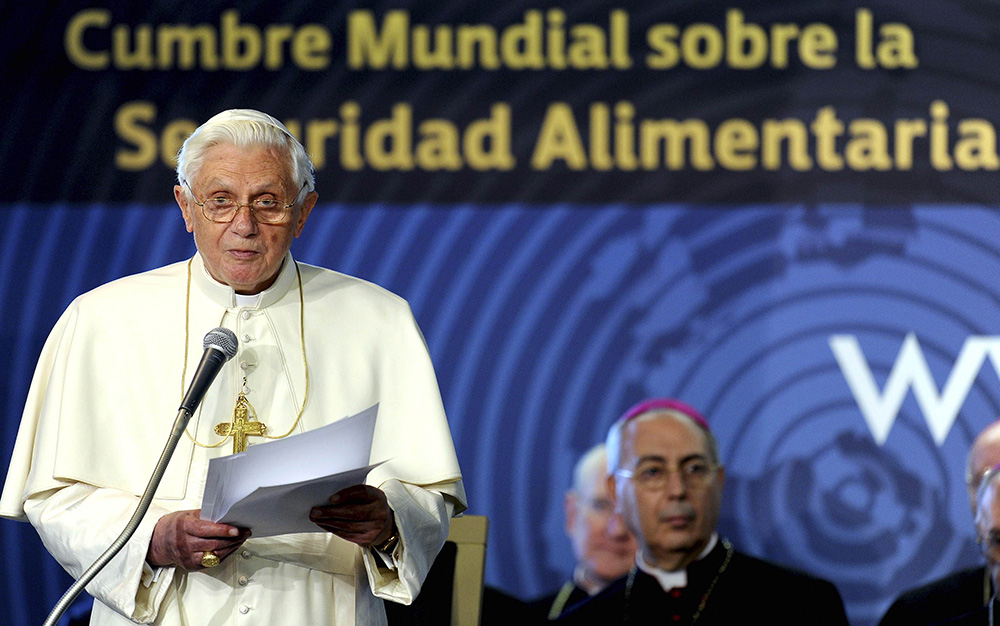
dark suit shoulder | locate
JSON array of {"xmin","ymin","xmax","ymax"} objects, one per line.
[
  {"xmin": 526, "ymin": 582, "xmax": 592, "ymax": 621},
  {"xmin": 879, "ymin": 566, "xmax": 988, "ymax": 626},
  {"xmin": 709, "ymin": 551, "xmax": 849, "ymax": 625},
  {"xmin": 557, "ymin": 551, "xmax": 848, "ymax": 626},
  {"xmin": 727, "ymin": 551, "xmax": 842, "ymax": 591}
]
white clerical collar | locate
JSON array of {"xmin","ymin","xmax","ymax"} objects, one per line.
[
  {"xmin": 636, "ymin": 533, "xmax": 719, "ymax": 592},
  {"xmin": 191, "ymin": 251, "xmax": 296, "ymax": 309},
  {"xmin": 235, "ymin": 293, "xmax": 261, "ymax": 308}
]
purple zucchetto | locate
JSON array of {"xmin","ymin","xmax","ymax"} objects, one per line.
[{"xmin": 616, "ymin": 397, "xmax": 711, "ymax": 432}]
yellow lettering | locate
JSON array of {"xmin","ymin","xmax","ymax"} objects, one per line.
[
  {"xmin": 157, "ymin": 24, "xmax": 218, "ymax": 70},
  {"xmin": 532, "ymin": 103, "xmax": 588, "ymax": 169},
  {"xmin": 456, "ymin": 25, "xmax": 499, "ymax": 69},
  {"xmin": 855, "ymin": 9, "xmax": 876, "ymax": 69},
  {"xmin": 727, "ymin": 10, "xmax": 767, "ymax": 69},
  {"xmin": 112, "ymin": 24, "xmax": 154, "ymax": 70},
  {"xmin": 640, "ymin": 119, "xmax": 713, "ymax": 170},
  {"xmin": 546, "ymin": 9, "xmax": 567, "ymax": 70},
  {"xmin": 567, "ymin": 25, "xmax": 609, "ymax": 69},
  {"xmin": 715, "ymin": 119, "xmax": 758, "ymax": 170},
  {"xmin": 799, "ymin": 24, "xmax": 837, "ymax": 69},
  {"xmin": 413, "ymin": 25, "xmax": 454, "ymax": 69},
  {"xmin": 646, "ymin": 25, "xmax": 680, "ymax": 69},
  {"xmin": 614, "ymin": 102, "xmax": 638, "ymax": 170},
  {"xmin": 464, "ymin": 104, "xmax": 515, "ymax": 170},
  {"xmin": 811, "ymin": 107, "xmax": 845, "ymax": 170},
  {"xmin": 955, "ymin": 120, "xmax": 1000, "ymax": 170},
  {"xmin": 161, "ymin": 119, "xmax": 198, "ymax": 167},
  {"xmin": 590, "ymin": 103, "xmax": 613, "ymax": 170},
  {"xmin": 845, "ymin": 119, "xmax": 892, "ymax": 170},
  {"xmin": 761, "ymin": 119, "xmax": 812, "ymax": 170},
  {"xmin": 221, "ymin": 10, "xmax": 261, "ymax": 70},
  {"xmin": 930, "ymin": 100, "xmax": 953, "ymax": 170},
  {"xmin": 291, "ymin": 25, "xmax": 330, "ymax": 70},
  {"xmin": 263, "ymin": 25, "xmax": 294, "ymax": 70},
  {"xmin": 681, "ymin": 24, "xmax": 723, "ymax": 69},
  {"xmin": 768, "ymin": 23, "xmax": 798, "ymax": 69},
  {"xmin": 877, "ymin": 23, "xmax": 918, "ymax": 69},
  {"xmin": 305, "ymin": 120, "xmax": 339, "ymax": 169},
  {"xmin": 416, "ymin": 120, "xmax": 462, "ymax": 170},
  {"xmin": 610, "ymin": 10, "xmax": 631, "ymax": 68},
  {"xmin": 115, "ymin": 102, "xmax": 158, "ymax": 170},
  {"xmin": 365, "ymin": 104, "xmax": 414, "ymax": 170},
  {"xmin": 501, "ymin": 10, "xmax": 544, "ymax": 69},
  {"xmin": 893, "ymin": 119, "xmax": 926, "ymax": 170},
  {"xmin": 340, "ymin": 102, "xmax": 365, "ymax": 171},
  {"xmin": 65, "ymin": 9, "xmax": 110, "ymax": 70},
  {"xmin": 348, "ymin": 10, "xmax": 409, "ymax": 69}
]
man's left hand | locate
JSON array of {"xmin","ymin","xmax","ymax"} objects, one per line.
[{"xmin": 309, "ymin": 485, "xmax": 395, "ymax": 548}]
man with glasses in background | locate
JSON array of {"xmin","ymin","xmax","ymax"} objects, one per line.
[
  {"xmin": 528, "ymin": 443, "xmax": 637, "ymax": 620},
  {"xmin": 879, "ymin": 420, "xmax": 1000, "ymax": 626},
  {"xmin": 1, "ymin": 109, "xmax": 466, "ymax": 626},
  {"xmin": 556, "ymin": 398, "xmax": 849, "ymax": 625},
  {"xmin": 940, "ymin": 462, "xmax": 1000, "ymax": 625}
]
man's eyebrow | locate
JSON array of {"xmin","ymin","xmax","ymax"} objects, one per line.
[{"xmin": 633, "ymin": 453, "xmax": 709, "ymax": 465}]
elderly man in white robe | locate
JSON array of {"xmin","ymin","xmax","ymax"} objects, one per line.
[{"xmin": 0, "ymin": 109, "xmax": 466, "ymax": 625}]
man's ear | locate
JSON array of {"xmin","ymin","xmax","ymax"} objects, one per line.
[
  {"xmin": 293, "ymin": 191, "xmax": 318, "ymax": 238},
  {"xmin": 175, "ymin": 185, "xmax": 195, "ymax": 233},
  {"xmin": 564, "ymin": 492, "xmax": 578, "ymax": 535}
]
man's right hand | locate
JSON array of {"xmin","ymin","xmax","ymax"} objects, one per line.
[{"xmin": 147, "ymin": 509, "xmax": 251, "ymax": 571}]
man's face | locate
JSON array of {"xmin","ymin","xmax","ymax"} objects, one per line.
[
  {"xmin": 977, "ymin": 482, "xmax": 1000, "ymax": 590},
  {"xmin": 610, "ymin": 414, "xmax": 724, "ymax": 571},
  {"xmin": 176, "ymin": 143, "xmax": 316, "ymax": 294},
  {"xmin": 967, "ymin": 426, "xmax": 1000, "ymax": 512},
  {"xmin": 565, "ymin": 464, "xmax": 637, "ymax": 586}
]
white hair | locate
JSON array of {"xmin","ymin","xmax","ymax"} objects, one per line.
[{"xmin": 176, "ymin": 109, "xmax": 315, "ymax": 205}]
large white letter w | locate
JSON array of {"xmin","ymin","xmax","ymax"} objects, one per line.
[{"xmin": 830, "ymin": 334, "xmax": 1000, "ymax": 446}]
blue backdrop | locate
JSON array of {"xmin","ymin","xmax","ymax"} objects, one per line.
[{"xmin": 5, "ymin": 2, "xmax": 1000, "ymax": 625}]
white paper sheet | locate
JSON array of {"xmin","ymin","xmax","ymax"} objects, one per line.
[{"xmin": 199, "ymin": 403, "xmax": 382, "ymax": 537}]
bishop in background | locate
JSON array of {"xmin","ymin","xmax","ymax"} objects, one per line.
[
  {"xmin": 556, "ymin": 398, "xmax": 848, "ymax": 625},
  {"xmin": 1, "ymin": 109, "xmax": 466, "ymax": 625}
]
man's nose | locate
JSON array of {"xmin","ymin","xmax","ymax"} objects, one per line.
[
  {"xmin": 664, "ymin": 468, "xmax": 688, "ymax": 498},
  {"xmin": 606, "ymin": 512, "xmax": 630, "ymax": 538},
  {"xmin": 229, "ymin": 205, "xmax": 259, "ymax": 234}
]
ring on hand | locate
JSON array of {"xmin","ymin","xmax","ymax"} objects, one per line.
[{"xmin": 201, "ymin": 551, "xmax": 220, "ymax": 568}]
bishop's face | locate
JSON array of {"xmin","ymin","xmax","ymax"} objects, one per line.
[
  {"xmin": 610, "ymin": 413, "xmax": 724, "ymax": 571},
  {"xmin": 176, "ymin": 143, "xmax": 316, "ymax": 294}
]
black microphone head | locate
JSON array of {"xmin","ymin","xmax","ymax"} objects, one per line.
[{"xmin": 203, "ymin": 327, "xmax": 238, "ymax": 360}]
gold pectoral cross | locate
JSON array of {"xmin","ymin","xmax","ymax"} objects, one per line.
[{"xmin": 215, "ymin": 382, "xmax": 267, "ymax": 454}]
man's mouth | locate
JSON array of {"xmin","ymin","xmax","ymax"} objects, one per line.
[{"xmin": 228, "ymin": 249, "xmax": 260, "ymax": 258}]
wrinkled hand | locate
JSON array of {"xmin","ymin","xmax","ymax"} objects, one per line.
[
  {"xmin": 309, "ymin": 485, "xmax": 395, "ymax": 547},
  {"xmin": 147, "ymin": 509, "xmax": 251, "ymax": 571}
]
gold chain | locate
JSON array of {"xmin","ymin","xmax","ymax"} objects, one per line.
[{"xmin": 181, "ymin": 257, "xmax": 310, "ymax": 448}]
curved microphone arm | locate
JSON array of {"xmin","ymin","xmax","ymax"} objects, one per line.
[
  {"xmin": 42, "ymin": 327, "xmax": 236, "ymax": 626},
  {"xmin": 42, "ymin": 407, "xmax": 195, "ymax": 626}
]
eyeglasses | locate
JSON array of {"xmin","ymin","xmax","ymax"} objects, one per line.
[
  {"xmin": 585, "ymin": 497, "xmax": 616, "ymax": 516},
  {"xmin": 615, "ymin": 458, "xmax": 717, "ymax": 491},
  {"xmin": 183, "ymin": 180, "xmax": 304, "ymax": 224}
]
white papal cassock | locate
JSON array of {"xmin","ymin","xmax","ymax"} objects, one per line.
[{"xmin": 1, "ymin": 252, "xmax": 467, "ymax": 625}]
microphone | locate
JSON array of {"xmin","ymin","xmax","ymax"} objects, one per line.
[
  {"xmin": 179, "ymin": 327, "xmax": 239, "ymax": 415},
  {"xmin": 42, "ymin": 327, "xmax": 239, "ymax": 626}
]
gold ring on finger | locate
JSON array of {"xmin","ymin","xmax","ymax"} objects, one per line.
[{"xmin": 201, "ymin": 551, "xmax": 220, "ymax": 568}]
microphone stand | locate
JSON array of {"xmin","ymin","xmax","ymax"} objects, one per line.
[{"xmin": 42, "ymin": 406, "xmax": 195, "ymax": 626}]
